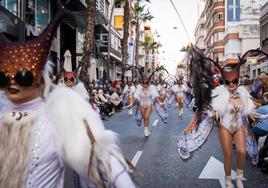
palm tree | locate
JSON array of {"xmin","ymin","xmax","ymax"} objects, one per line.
[
  {"xmin": 132, "ymin": 0, "xmax": 152, "ymax": 67},
  {"xmin": 148, "ymin": 39, "xmax": 161, "ymax": 73},
  {"xmin": 121, "ymin": 0, "xmax": 130, "ymax": 85},
  {"xmin": 140, "ymin": 35, "xmax": 161, "ymax": 74},
  {"xmin": 79, "ymin": 0, "xmax": 95, "ymax": 93}
]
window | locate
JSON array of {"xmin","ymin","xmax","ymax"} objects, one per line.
[
  {"xmin": 261, "ymin": 23, "xmax": 268, "ymax": 46},
  {"xmin": 25, "ymin": 0, "xmax": 35, "ymax": 26},
  {"xmin": 213, "ymin": 33, "xmax": 217, "ymax": 42},
  {"xmin": 36, "ymin": 0, "xmax": 50, "ymax": 29},
  {"xmin": 100, "ymin": 34, "xmax": 108, "ymax": 47},
  {"xmin": 218, "ymin": 13, "xmax": 224, "ymax": 21},
  {"xmin": 25, "ymin": 0, "xmax": 50, "ymax": 29},
  {"xmin": 0, "ymin": 0, "xmax": 18, "ymax": 15},
  {"xmin": 115, "ymin": 0, "xmax": 121, "ymax": 8},
  {"xmin": 214, "ymin": 12, "xmax": 224, "ymax": 22},
  {"xmin": 114, "ymin": 36, "xmax": 118, "ymax": 51},
  {"xmin": 114, "ymin": 16, "xmax": 123, "ymax": 30},
  {"xmin": 218, "ymin": 32, "xmax": 224, "ymax": 40}
]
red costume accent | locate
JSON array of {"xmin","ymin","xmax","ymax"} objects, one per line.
[{"xmin": 0, "ymin": 10, "xmax": 68, "ymax": 77}]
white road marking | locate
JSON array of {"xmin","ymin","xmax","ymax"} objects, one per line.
[
  {"xmin": 199, "ymin": 156, "xmax": 246, "ymax": 188},
  {"xmin": 131, "ymin": 151, "xmax": 143, "ymax": 167},
  {"xmin": 152, "ymin": 119, "xmax": 159, "ymax": 127}
]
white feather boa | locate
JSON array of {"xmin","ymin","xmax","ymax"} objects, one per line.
[
  {"xmin": 211, "ymin": 85, "xmax": 255, "ymax": 116},
  {"xmin": 46, "ymin": 85, "xmax": 129, "ymax": 184}
]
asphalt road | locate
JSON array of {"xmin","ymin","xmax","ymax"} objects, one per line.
[{"xmin": 103, "ymin": 106, "xmax": 268, "ymax": 188}]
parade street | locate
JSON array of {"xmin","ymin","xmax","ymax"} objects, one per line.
[{"xmin": 103, "ymin": 106, "xmax": 268, "ymax": 188}]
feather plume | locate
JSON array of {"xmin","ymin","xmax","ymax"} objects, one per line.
[{"xmin": 187, "ymin": 47, "xmax": 214, "ymax": 119}]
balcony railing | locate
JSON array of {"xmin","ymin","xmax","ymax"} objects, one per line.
[{"xmin": 96, "ymin": 0, "xmax": 109, "ymax": 20}]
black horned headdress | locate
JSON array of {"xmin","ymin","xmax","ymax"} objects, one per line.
[{"xmin": 126, "ymin": 65, "xmax": 169, "ymax": 83}]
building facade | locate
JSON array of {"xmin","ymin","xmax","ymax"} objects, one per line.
[
  {"xmin": 195, "ymin": 0, "xmax": 267, "ymax": 79},
  {"xmin": 224, "ymin": 0, "xmax": 267, "ymax": 77},
  {"xmin": 203, "ymin": 0, "xmax": 225, "ymax": 64},
  {"xmin": 251, "ymin": 1, "xmax": 268, "ymax": 77},
  {"xmin": 195, "ymin": 0, "xmax": 206, "ymax": 50}
]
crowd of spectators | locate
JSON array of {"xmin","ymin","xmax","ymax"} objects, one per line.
[{"xmin": 240, "ymin": 72, "xmax": 268, "ymax": 173}]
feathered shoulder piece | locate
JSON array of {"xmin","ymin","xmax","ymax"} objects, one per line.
[
  {"xmin": 46, "ymin": 85, "xmax": 131, "ymax": 186},
  {"xmin": 211, "ymin": 85, "xmax": 255, "ymax": 116}
]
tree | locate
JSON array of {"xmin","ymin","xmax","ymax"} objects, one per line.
[
  {"xmin": 121, "ymin": 0, "xmax": 130, "ymax": 85},
  {"xmin": 140, "ymin": 35, "xmax": 161, "ymax": 74},
  {"xmin": 79, "ymin": 0, "xmax": 95, "ymax": 93},
  {"xmin": 132, "ymin": 0, "xmax": 152, "ymax": 67}
]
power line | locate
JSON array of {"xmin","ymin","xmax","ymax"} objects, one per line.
[{"xmin": 169, "ymin": 0, "xmax": 191, "ymax": 42}]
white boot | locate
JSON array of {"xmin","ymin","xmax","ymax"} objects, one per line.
[
  {"xmin": 128, "ymin": 108, "xmax": 133, "ymax": 115},
  {"xmin": 144, "ymin": 127, "xmax": 151, "ymax": 137},
  {"xmin": 236, "ymin": 169, "xmax": 244, "ymax": 188},
  {"xmin": 225, "ymin": 176, "xmax": 234, "ymax": 188},
  {"xmin": 178, "ymin": 108, "xmax": 183, "ymax": 117},
  {"xmin": 180, "ymin": 108, "xmax": 184, "ymax": 115}
]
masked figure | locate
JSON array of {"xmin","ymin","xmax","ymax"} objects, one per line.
[
  {"xmin": 0, "ymin": 4, "xmax": 136, "ymax": 188},
  {"xmin": 177, "ymin": 46, "xmax": 268, "ymax": 188}
]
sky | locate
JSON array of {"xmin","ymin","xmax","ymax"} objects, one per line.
[{"xmin": 147, "ymin": 0, "xmax": 200, "ymax": 74}]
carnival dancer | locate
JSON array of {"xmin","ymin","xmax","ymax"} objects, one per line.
[
  {"xmin": 157, "ymin": 78, "xmax": 167, "ymax": 103},
  {"xmin": 163, "ymin": 75, "xmax": 177, "ymax": 108},
  {"xmin": 62, "ymin": 69, "xmax": 90, "ymax": 102},
  {"xmin": 0, "ymin": 4, "xmax": 136, "ymax": 188},
  {"xmin": 134, "ymin": 77, "xmax": 159, "ymax": 137},
  {"xmin": 171, "ymin": 77, "xmax": 188, "ymax": 117},
  {"xmin": 122, "ymin": 80, "xmax": 136, "ymax": 115},
  {"xmin": 177, "ymin": 47, "xmax": 268, "ymax": 188},
  {"xmin": 129, "ymin": 66, "xmax": 169, "ymax": 135}
]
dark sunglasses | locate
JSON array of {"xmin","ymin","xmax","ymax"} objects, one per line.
[
  {"xmin": 225, "ymin": 79, "xmax": 238, "ymax": 85},
  {"xmin": 142, "ymin": 81, "xmax": 149, "ymax": 85},
  {"xmin": 64, "ymin": 77, "xmax": 75, "ymax": 82},
  {"xmin": 0, "ymin": 70, "xmax": 34, "ymax": 88}
]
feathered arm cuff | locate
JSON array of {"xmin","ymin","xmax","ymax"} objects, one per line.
[{"xmin": 47, "ymin": 86, "xmax": 133, "ymax": 186}]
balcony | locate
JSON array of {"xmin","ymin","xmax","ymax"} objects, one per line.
[
  {"xmin": 63, "ymin": 0, "xmax": 109, "ymax": 29},
  {"xmin": 204, "ymin": 20, "xmax": 224, "ymax": 43},
  {"xmin": 96, "ymin": 0, "xmax": 109, "ymax": 20},
  {"xmin": 96, "ymin": 29, "xmax": 122, "ymax": 63}
]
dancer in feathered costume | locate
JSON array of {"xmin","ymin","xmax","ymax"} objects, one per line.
[
  {"xmin": 0, "ymin": 4, "xmax": 136, "ymax": 188},
  {"xmin": 163, "ymin": 75, "xmax": 177, "ymax": 108},
  {"xmin": 177, "ymin": 46, "xmax": 268, "ymax": 188},
  {"xmin": 122, "ymin": 80, "xmax": 136, "ymax": 115},
  {"xmin": 171, "ymin": 76, "xmax": 188, "ymax": 117},
  {"xmin": 127, "ymin": 66, "xmax": 168, "ymax": 136},
  {"xmin": 154, "ymin": 72, "xmax": 171, "ymax": 124},
  {"xmin": 62, "ymin": 68, "xmax": 90, "ymax": 102},
  {"xmin": 157, "ymin": 77, "xmax": 167, "ymax": 104}
]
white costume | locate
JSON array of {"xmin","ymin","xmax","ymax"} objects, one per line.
[
  {"xmin": 0, "ymin": 86, "xmax": 136, "ymax": 188},
  {"xmin": 123, "ymin": 85, "xmax": 136, "ymax": 114},
  {"xmin": 171, "ymin": 84, "xmax": 187, "ymax": 97},
  {"xmin": 123, "ymin": 85, "xmax": 136, "ymax": 97},
  {"xmin": 72, "ymin": 82, "xmax": 89, "ymax": 101},
  {"xmin": 157, "ymin": 84, "xmax": 167, "ymax": 96},
  {"xmin": 212, "ymin": 85, "xmax": 255, "ymax": 133},
  {"xmin": 134, "ymin": 84, "xmax": 159, "ymax": 107}
]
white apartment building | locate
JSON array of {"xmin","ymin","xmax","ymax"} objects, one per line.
[{"xmin": 224, "ymin": 0, "xmax": 267, "ymax": 77}]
